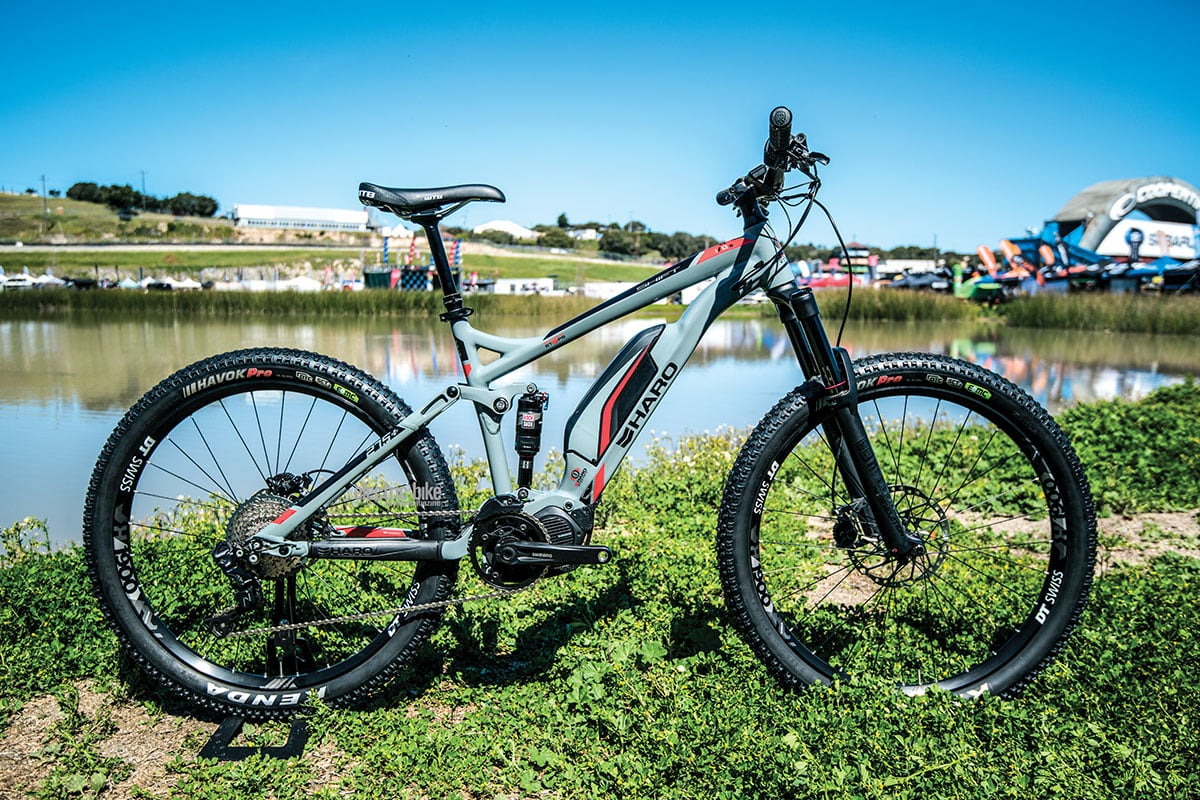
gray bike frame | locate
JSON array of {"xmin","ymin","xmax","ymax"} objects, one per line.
[{"xmin": 251, "ymin": 220, "xmax": 794, "ymax": 560}]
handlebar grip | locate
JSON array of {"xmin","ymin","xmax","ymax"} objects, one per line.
[{"xmin": 765, "ymin": 106, "xmax": 793, "ymax": 167}]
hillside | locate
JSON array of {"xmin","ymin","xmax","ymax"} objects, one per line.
[
  {"xmin": 0, "ymin": 193, "xmax": 373, "ymax": 247},
  {"xmin": 0, "ymin": 194, "xmax": 668, "ymax": 284}
]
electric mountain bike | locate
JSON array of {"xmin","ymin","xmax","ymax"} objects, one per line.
[{"xmin": 83, "ymin": 107, "xmax": 1096, "ymax": 720}]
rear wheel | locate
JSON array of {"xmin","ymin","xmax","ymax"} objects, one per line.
[
  {"xmin": 84, "ymin": 348, "xmax": 460, "ymax": 719},
  {"xmin": 717, "ymin": 353, "xmax": 1096, "ymax": 696}
]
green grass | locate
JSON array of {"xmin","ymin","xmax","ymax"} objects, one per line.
[
  {"xmin": 1001, "ymin": 291, "xmax": 1200, "ymax": 335},
  {"xmin": 0, "ymin": 247, "xmax": 367, "ymax": 275},
  {"xmin": 0, "ymin": 194, "xmax": 237, "ymax": 243},
  {"xmin": 1, "ymin": 386, "xmax": 1198, "ymax": 798},
  {"xmin": 0, "ymin": 285, "xmax": 601, "ymax": 321},
  {"xmin": 0, "ymin": 242, "xmax": 651, "ymax": 285}
]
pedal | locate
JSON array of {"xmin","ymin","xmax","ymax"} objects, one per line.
[{"xmin": 494, "ymin": 542, "xmax": 612, "ymax": 567}]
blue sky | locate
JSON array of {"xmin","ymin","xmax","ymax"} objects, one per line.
[{"xmin": 2, "ymin": 0, "xmax": 1198, "ymax": 252}]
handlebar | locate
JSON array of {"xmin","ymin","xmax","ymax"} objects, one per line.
[
  {"xmin": 764, "ymin": 106, "xmax": 793, "ymax": 168},
  {"xmin": 717, "ymin": 106, "xmax": 830, "ymax": 209}
]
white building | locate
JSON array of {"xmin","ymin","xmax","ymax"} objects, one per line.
[
  {"xmin": 232, "ymin": 204, "xmax": 369, "ymax": 232},
  {"xmin": 472, "ymin": 220, "xmax": 539, "ymax": 240}
]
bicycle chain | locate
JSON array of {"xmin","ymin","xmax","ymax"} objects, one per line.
[
  {"xmin": 225, "ymin": 505, "xmax": 533, "ymax": 639},
  {"xmin": 224, "ymin": 582, "xmax": 531, "ymax": 639}
]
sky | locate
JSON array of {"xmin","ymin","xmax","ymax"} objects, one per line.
[{"xmin": 2, "ymin": 0, "xmax": 1199, "ymax": 253}]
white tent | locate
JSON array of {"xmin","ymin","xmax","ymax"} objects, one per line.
[{"xmin": 278, "ymin": 276, "xmax": 322, "ymax": 292}]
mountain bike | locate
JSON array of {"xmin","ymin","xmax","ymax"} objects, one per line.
[{"xmin": 83, "ymin": 107, "xmax": 1096, "ymax": 720}]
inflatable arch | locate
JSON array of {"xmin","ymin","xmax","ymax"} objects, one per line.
[{"xmin": 1052, "ymin": 177, "xmax": 1200, "ymax": 252}]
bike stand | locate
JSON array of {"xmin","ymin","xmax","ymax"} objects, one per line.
[{"xmin": 199, "ymin": 715, "xmax": 310, "ymax": 761}]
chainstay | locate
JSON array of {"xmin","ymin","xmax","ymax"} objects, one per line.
[
  {"xmin": 224, "ymin": 583, "xmax": 532, "ymax": 639},
  {"xmin": 225, "ymin": 506, "xmax": 520, "ymax": 638},
  {"xmin": 226, "ymin": 503, "xmax": 489, "ymax": 642}
]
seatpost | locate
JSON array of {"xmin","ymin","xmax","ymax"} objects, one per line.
[{"xmin": 413, "ymin": 214, "xmax": 472, "ymax": 322}]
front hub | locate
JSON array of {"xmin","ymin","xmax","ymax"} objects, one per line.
[{"xmin": 836, "ymin": 485, "xmax": 949, "ymax": 587}]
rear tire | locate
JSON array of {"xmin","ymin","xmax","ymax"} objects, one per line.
[
  {"xmin": 84, "ymin": 348, "xmax": 460, "ymax": 719},
  {"xmin": 717, "ymin": 353, "xmax": 1096, "ymax": 697}
]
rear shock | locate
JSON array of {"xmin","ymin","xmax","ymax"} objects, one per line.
[{"xmin": 514, "ymin": 386, "xmax": 548, "ymax": 491}]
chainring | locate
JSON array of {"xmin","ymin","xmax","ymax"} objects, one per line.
[{"xmin": 470, "ymin": 510, "xmax": 550, "ymax": 589}]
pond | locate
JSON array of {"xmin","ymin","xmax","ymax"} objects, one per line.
[{"xmin": 2, "ymin": 312, "xmax": 1197, "ymax": 544}]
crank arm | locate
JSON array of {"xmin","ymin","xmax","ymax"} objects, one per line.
[{"xmin": 494, "ymin": 542, "xmax": 613, "ymax": 567}]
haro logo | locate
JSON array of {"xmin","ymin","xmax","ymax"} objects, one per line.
[{"xmin": 616, "ymin": 362, "xmax": 679, "ymax": 448}]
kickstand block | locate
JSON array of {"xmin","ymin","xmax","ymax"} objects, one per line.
[{"xmin": 199, "ymin": 715, "xmax": 310, "ymax": 761}]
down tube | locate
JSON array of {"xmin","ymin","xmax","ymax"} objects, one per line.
[{"xmin": 558, "ymin": 259, "xmax": 771, "ymax": 504}]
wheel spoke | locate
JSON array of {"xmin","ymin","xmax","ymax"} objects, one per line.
[
  {"xmin": 727, "ymin": 362, "xmax": 1093, "ymax": 695},
  {"xmin": 90, "ymin": 356, "xmax": 458, "ymax": 714}
]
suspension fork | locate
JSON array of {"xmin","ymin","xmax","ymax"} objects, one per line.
[{"xmin": 771, "ymin": 287, "xmax": 922, "ymax": 559}]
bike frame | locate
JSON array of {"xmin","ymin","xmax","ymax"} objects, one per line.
[{"xmin": 251, "ymin": 205, "xmax": 915, "ymax": 562}]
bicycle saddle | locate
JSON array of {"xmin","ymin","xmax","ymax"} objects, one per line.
[{"xmin": 358, "ymin": 182, "xmax": 505, "ymax": 217}]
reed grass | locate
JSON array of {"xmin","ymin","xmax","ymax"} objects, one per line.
[
  {"xmin": 5, "ymin": 285, "xmax": 1200, "ymax": 335},
  {"xmin": 0, "ymin": 287, "xmax": 601, "ymax": 321},
  {"xmin": 1002, "ymin": 292, "xmax": 1200, "ymax": 335},
  {"xmin": 748, "ymin": 287, "xmax": 980, "ymax": 322}
]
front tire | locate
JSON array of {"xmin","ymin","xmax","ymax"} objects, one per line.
[
  {"xmin": 717, "ymin": 353, "xmax": 1096, "ymax": 697},
  {"xmin": 84, "ymin": 348, "xmax": 460, "ymax": 719}
]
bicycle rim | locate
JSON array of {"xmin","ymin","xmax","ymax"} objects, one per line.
[{"xmin": 750, "ymin": 378, "xmax": 1083, "ymax": 692}]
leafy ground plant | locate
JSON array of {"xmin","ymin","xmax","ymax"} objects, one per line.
[{"xmin": 1, "ymin": 386, "xmax": 1199, "ymax": 798}]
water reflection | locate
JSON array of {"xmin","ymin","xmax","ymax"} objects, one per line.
[{"xmin": 2, "ymin": 313, "xmax": 1197, "ymax": 542}]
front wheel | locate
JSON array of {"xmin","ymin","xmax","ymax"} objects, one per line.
[
  {"xmin": 84, "ymin": 348, "xmax": 460, "ymax": 719},
  {"xmin": 717, "ymin": 353, "xmax": 1096, "ymax": 697}
]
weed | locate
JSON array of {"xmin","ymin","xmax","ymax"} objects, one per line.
[{"xmin": 0, "ymin": 386, "xmax": 1198, "ymax": 797}]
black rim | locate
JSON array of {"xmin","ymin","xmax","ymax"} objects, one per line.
[
  {"xmin": 750, "ymin": 382, "xmax": 1070, "ymax": 691},
  {"xmin": 103, "ymin": 378, "xmax": 432, "ymax": 691}
]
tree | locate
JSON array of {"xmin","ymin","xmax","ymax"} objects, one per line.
[
  {"xmin": 598, "ymin": 228, "xmax": 636, "ymax": 256},
  {"xmin": 166, "ymin": 192, "xmax": 218, "ymax": 218},
  {"xmin": 477, "ymin": 229, "xmax": 516, "ymax": 245},
  {"xmin": 66, "ymin": 182, "xmax": 103, "ymax": 203},
  {"xmin": 48, "ymin": 189, "xmax": 61, "ymax": 198},
  {"xmin": 104, "ymin": 184, "xmax": 139, "ymax": 211},
  {"xmin": 540, "ymin": 227, "xmax": 574, "ymax": 249},
  {"xmin": 556, "ymin": 212, "xmax": 569, "ymax": 228}
]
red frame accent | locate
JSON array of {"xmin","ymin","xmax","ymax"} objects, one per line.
[
  {"xmin": 597, "ymin": 344, "xmax": 652, "ymax": 455},
  {"xmin": 695, "ymin": 237, "xmax": 750, "ymax": 265},
  {"xmin": 335, "ymin": 526, "xmax": 410, "ymax": 538}
]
